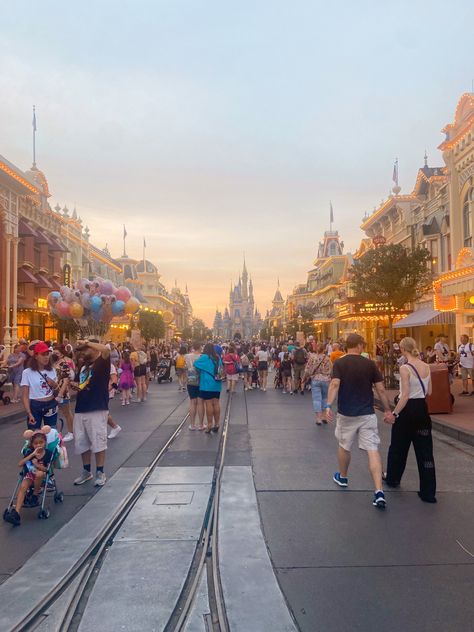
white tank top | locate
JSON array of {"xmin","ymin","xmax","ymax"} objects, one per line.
[{"xmin": 400, "ymin": 363, "xmax": 431, "ymax": 399}]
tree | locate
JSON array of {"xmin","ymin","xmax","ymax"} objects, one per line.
[
  {"xmin": 350, "ymin": 244, "xmax": 432, "ymax": 345},
  {"xmin": 137, "ymin": 311, "xmax": 165, "ymax": 342},
  {"xmin": 191, "ymin": 318, "xmax": 212, "ymax": 341}
]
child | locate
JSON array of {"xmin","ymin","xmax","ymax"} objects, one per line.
[
  {"xmin": 4, "ymin": 427, "xmax": 54, "ymax": 526},
  {"xmin": 280, "ymin": 352, "xmax": 293, "ymax": 393},
  {"xmin": 250, "ymin": 359, "xmax": 260, "ymax": 390},
  {"xmin": 118, "ymin": 351, "xmax": 134, "ymax": 405}
]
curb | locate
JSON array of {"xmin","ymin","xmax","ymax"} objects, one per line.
[{"xmin": 374, "ymin": 397, "xmax": 474, "ymax": 447}]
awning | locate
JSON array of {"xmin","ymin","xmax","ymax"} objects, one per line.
[
  {"xmin": 18, "ymin": 219, "xmax": 39, "ymax": 238},
  {"xmin": 441, "ymin": 277, "xmax": 474, "ymax": 297},
  {"xmin": 36, "ymin": 230, "xmax": 54, "ymax": 246},
  {"xmin": 49, "ymin": 278, "xmax": 62, "ymax": 290},
  {"xmin": 18, "ymin": 268, "xmax": 38, "ymax": 284},
  {"xmin": 35, "ymin": 273, "xmax": 53, "ymax": 289},
  {"xmin": 48, "ymin": 236, "xmax": 68, "ymax": 252},
  {"xmin": 394, "ymin": 307, "xmax": 455, "ymax": 328}
]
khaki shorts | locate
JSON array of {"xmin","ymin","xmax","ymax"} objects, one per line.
[
  {"xmin": 293, "ymin": 364, "xmax": 306, "ymax": 380},
  {"xmin": 74, "ymin": 410, "xmax": 108, "ymax": 454},
  {"xmin": 460, "ymin": 366, "xmax": 473, "ymax": 380},
  {"xmin": 335, "ymin": 413, "xmax": 380, "ymax": 452}
]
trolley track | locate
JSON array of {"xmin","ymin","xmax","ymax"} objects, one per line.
[{"xmin": 17, "ymin": 391, "xmax": 235, "ymax": 632}]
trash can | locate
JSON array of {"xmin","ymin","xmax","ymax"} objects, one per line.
[{"xmin": 426, "ymin": 364, "xmax": 453, "ymax": 414}]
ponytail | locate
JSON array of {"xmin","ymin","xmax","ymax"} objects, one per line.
[{"xmin": 400, "ymin": 337, "xmax": 420, "ymax": 357}]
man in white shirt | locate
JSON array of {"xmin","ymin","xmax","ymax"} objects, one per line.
[
  {"xmin": 457, "ymin": 334, "xmax": 474, "ymax": 395},
  {"xmin": 434, "ymin": 335, "xmax": 449, "ymax": 363}
]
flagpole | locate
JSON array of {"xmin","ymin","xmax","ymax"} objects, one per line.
[
  {"xmin": 32, "ymin": 105, "xmax": 37, "ymax": 168},
  {"xmin": 123, "ymin": 224, "xmax": 127, "ymax": 257},
  {"xmin": 143, "ymin": 238, "xmax": 146, "ymax": 267}
]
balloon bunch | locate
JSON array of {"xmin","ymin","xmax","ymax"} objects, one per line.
[{"xmin": 47, "ymin": 277, "xmax": 141, "ymax": 325}]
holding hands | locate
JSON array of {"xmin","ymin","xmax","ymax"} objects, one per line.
[{"xmin": 383, "ymin": 411, "xmax": 396, "ymax": 424}]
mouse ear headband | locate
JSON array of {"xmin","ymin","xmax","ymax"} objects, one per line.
[{"xmin": 23, "ymin": 425, "xmax": 51, "ymax": 440}]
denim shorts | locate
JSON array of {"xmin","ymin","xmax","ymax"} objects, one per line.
[{"xmin": 28, "ymin": 398, "xmax": 58, "ymax": 429}]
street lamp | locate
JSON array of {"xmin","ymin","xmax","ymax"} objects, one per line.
[{"xmin": 333, "ymin": 297, "xmax": 341, "ymax": 340}]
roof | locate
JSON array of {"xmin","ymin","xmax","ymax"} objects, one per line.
[
  {"xmin": 393, "ymin": 307, "xmax": 455, "ymax": 328},
  {"xmin": 0, "ymin": 155, "xmax": 41, "ymax": 195},
  {"xmin": 273, "ymin": 288, "xmax": 284, "ymax": 303}
]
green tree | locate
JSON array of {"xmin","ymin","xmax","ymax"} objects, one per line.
[
  {"xmin": 350, "ymin": 244, "xmax": 432, "ymax": 345},
  {"xmin": 192, "ymin": 318, "xmax": 212, "ymax": 340},
  {"xmin": 137, "ymin": 311, "xmax": 165, "ymax": 342}
]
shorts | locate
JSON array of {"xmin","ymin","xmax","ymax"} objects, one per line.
[
  {"xmin": 460, "ymin": 366, "xmax": 473, "ymax": 380},
  {"xmin": 175, "ymin": 368, "xmax": 186, "ymax": 376},
  {"xmin": 134, "ymin": 365, "xmax": 146, "ymax": 378},
  {"xmin": 226, "ymin": 373, "xmax": 238, "ymax": 381},
  {"xmin": 28, "ymin": 399, "xmax": 58, "ymax": 430},
  {"xmin": 74, "ymin": 410, "xmax": 108, "ymax": 454},
  {"xmin": 335, "ymin": 413, "xmax": 380, "ymax": 452},
  {"xmin": 293, "ymin": 364, "xmax": 306, "ymax": 381},
  {"xmin": 258, "ymin": 361, "xmax": 268, "ymax": 371},
  {"xmin": 199, "ymin": 390, "xmax": 221, "ymax": 401},
  {"xmin": 187, "ymin": 384, "xmax": 200, "ymax": 399},
  {"xmin": 24, "ymin": 471, "xmax": 41, "ymax": 483}
]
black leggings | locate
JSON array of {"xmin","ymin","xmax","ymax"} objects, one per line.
[{"xmin": 386, "ymin": 398, "xmax": 436, "ymax": 500}]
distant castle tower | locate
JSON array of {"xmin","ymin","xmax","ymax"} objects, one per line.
[{"xmin": 213, "ymin": 261, "xmax": 260, "ymax": 339}]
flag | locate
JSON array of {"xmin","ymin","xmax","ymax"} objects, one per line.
[
  {"xmin": 123, "ymin": 224, "xmax": 127, "ymax": 239},
  {"xmin": 32, "ymin": 106, "xmax": 37, "ymax": 132},
  {"xmin": 392, "ymin": 159, "xmax": 399, "ymax": 186},
  {"xmin": 330, "ymin": 201, "xmax": 334, "ymax": 224}
]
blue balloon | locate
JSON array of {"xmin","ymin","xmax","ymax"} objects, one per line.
[
  {"xmin": 92, "ymin": 308, "xmax": 103, "ymax": 322},
  {"xmin": 91, "ymin": 295, "xmax": 103, "ymax": 312},
  {"xmin": 112, "ymin": 300, "xmax": 125, "ymax": 315}
]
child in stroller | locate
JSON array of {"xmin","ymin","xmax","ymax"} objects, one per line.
[
  {"xmin": 157, "ymin": 357, "xmax": 173, "ymax": 383},
  {"xmin": 3, "ymin": 425, "xmax": 65, "ymax": 526},
  {"xmin": 0, "ymin": 368, "xmax": 11, "ymax": 405}
]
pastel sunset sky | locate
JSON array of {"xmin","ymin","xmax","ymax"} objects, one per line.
[{"xmin": 1, "ymin": 1, "xmax": 473, "ymax": 324}]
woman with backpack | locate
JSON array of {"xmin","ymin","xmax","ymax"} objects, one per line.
[
  {"xmin": 223, "ymin": 343, "xmax": 240, "ymax": 393},
  {"xmin": 304, "ymin": 343, "xmax": 332, "ymax": 425},
  {"xmin": 175, "ymin": 345, "xmax": 188, "ymax": 392},
  {"xmin": 185, "ymin": 342, "xmax": 204, "ymax": 430},
  {"xmin": 256, "ymin": 343, "xmax": 269, "ymax": 391},
  {"xmin": 194, "ymin": 343, "xmax": 224, "ymax": 433},
  {"xmin": 130, "ymin": 345, "xmax": 148, "ymax": 402}
]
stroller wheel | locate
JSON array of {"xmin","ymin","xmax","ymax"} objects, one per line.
[
  {"xmin": 2, "ymin": 396, "xmax": 10, "ymax": 405},
  {"xmin": 54, "ymin": 492, "xmax": 64, "ymax": 503},
  {"xmin": 3, "ymin": 508, "xmax": 11, "ymax": 520},
  {"xmin": 169, "ymin": 377, "xmax": 173, "ymax": 382},
  {"xmin": 38, "ymin": 508, "xmax": 50, "ymax": 520}
]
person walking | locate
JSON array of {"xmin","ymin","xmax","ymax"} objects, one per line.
[
  {"xmin": 256, "ymin": 343, "xmax": 269, "ymax": 391},
  {"xmin": 457, "ymin": 334, "xmax": 474, "ymax": 395},
  {"xmin": 194, "ymin": 343, "xmax": 223, "ymax": 433},
  {"xmin": 304, "ymin": 343, "xmax": 332, "ymax": 425},
  {"xmin": 175, "ymin": 345, "xmax": 188, "ymax": 391},
  {"xmin": 280, "ymin": 352, "xmax": 293, "ymax": 393},
  {"xmin": 329, "ymin": 342, "xmax": 345, "ymax": 364},
  {"xmin": 223, "ymin": 343, "xmax": 240, "ymax": 393},
  {"xmin": 384, "ymin": 337, "xmax": 437, "ymax": 503},
  {"xmin": 7, "ymin": 344, "xmax": 25, "ymax": 403},
  {"xmin": 72, "ymin": 339, "xmax": 111, "ymax": 487},
  {"xmin": 185, "ymin": 341, "xmax": 205, "ymax": 430},
  {"xmin": 118, "ymin": 351, "xmax": 134, "ymax": 405},
  {"xmin": 325, "ymin": 333, "xmax": 392, "ymax": 509},
  {"xmin": 291, "ymin": 341, "xmax": 307, "ymax": 395}
]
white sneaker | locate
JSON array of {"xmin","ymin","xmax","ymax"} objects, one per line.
[
  {"xmin": 108, "ymin": 425, "xmax": 122, "ymax": 439},
  {"xmin": 74, "ymin": 470, "xmax": 93, "ymax": 485},
  {"xmin": 62, "ymin": 432, "xmax": 74, "ymax": 442},
  {"xmin": 95, "ymin": 471, "xmax": 107, "ymax": 487}
]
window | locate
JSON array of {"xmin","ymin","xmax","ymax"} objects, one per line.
[{"xmin": 463, "ymin": 191, "xmax": 472, "ymax": 247}]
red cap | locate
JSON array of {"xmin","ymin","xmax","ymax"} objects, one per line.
[{"xmin": 34, "ymin": 342, "xmax": 50, "ymax": 354}]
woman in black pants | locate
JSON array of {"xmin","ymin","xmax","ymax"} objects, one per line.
[{"xmin": 384, "ymin": 337, "xmax": 437, "ymax": 503}]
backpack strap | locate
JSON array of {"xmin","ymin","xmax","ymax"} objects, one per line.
[{"xmin": 405, "ymin": 362, "xmax": 426, "ymax": 396}]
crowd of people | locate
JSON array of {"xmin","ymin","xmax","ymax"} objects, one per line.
[{"xmin": 2, "ymin": 325, "xmax": 470, "ymax": 526}]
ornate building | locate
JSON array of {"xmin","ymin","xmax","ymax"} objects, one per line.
[{"xmin": 213, "ymin": 261, "xmax": 262, "ymax": 339}]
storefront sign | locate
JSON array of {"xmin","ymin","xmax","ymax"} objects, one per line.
[
  {"xmin": 63, "ymin": 264, "xmax": 71, "ymax": 287},
  {"xmin": 433, "ymin": 283, "xmax": 456, "ymax": 311},
  {"xmin": 37, "ymin": 298, "xmax": 48, "ymax": 309}
]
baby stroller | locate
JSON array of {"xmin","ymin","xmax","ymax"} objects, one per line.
[
  {"xmin": 3, "ymin": 427, "xmax": 66, "ymax": 523},
  {"xmin": 0, "ymin": 369, "xmax": 11, "ymax": 405},
  {"xmin": 157, "ymin": 358, "xmax": 173, "ymax": 384},
  {"xmin": 273, "ymin": 362, "xmax": 283, "ymax": 389}
]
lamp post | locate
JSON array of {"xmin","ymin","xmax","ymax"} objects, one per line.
[
  {"xmin": 333, "ymin": 297, "xmax": 341, "ymax": 341},
  {"xmin": 296, "ymin": 310, "xmax": 304, "ymax": 346}
]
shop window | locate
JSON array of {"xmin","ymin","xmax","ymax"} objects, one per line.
[{"xmin": 463, "ymin": 192, "xmax": 472, "ymax": 247}]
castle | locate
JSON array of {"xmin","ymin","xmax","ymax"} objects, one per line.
[{"xmin": 213, "ymin": 261, "xmax": 262, "ymax": 340}]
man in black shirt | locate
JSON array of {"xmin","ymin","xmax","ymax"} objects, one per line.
[
  {"xmin": 326, "ymin": 333, "xmax": 392, "ymax": 509},
  {"xmin": 73, "ymin": 339, "xmax": 111, "ymax": 487}
]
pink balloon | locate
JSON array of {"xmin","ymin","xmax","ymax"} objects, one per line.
[
  {"xmin": 56, "ymin": 301, "xmax": 71, "ymax": 318},
  {"xmin": 114, "ymin": 286, "xmax": 132, "ymax": 302},
  {"xmin": 101, "ymin": 280, "xmax": 114, "ymax": 295}
]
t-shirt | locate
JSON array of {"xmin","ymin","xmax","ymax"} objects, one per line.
[
  {"xmin": 256, "ymin": 350, "xmax": 269, "ymax": 363},
  {"xmin": 185, "ymin": 352, "xmax": 201, "ymax": 386},
  {"xmin": 458, "ymin": 342, "xmax": 474, "ymax": 368},
  {"xmin": 75, "ymin": 355, "xmax": 111, "ymax": 413},
  {"xmin": 332, "ymin": 354, "xmax": 383, "ymax": 417},
  {"xmin": 20, "ymin": 368, "xmax": 57, "ymax": 400},
  {"xmin": 434, "ymin": 341, "xmax": 449, "ymax": 360},
  {"xmin": 330, "ymin": 350, "xmax": 345, "ymax": 363}
]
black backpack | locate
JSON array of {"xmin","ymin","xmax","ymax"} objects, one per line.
[{"xmin": 294, "ymin": 348, "xmax": 306, "ymax": 365}]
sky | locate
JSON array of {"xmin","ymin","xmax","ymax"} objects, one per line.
[{"xmin": 1, "ymin": 1, "xmax": 474, "ymax": 325}]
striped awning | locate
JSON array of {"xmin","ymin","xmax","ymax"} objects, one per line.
[{"xmin": 394, "ymin": 307, "xmax": 455, "ymax": 328}]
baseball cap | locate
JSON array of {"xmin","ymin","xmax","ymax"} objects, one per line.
[{"xmin": 34, "ymin": 341, "xmax": 50, "ymax": 354}]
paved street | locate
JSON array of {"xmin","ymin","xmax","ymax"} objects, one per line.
[{"xmin": 1, "ymin": 378, "xmax": 473, "ymax": 631}]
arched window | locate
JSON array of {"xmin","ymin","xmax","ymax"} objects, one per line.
[
  {"xmin": 328, "ymin": 241, "xmax": 337, "ymax": 256},
  {"xmin": 463, "ymin": 190, "xmax": 473, "ymax": 247}
]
